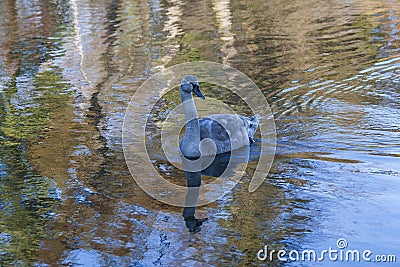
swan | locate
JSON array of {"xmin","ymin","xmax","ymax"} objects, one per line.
[{"xmin": 179, "ymin": 75, "xmax": 259, "ymax": 158}]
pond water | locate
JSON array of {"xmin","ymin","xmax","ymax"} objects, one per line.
[{"xmin": 0, "ymin": 0, "xmax": 399, "ymax": 266}]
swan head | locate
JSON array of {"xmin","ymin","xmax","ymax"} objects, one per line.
[{"xmin": 181, "ymin": 75, "xmax": 205, "ymax": 99}]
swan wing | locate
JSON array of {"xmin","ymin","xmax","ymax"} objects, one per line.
[
  {"xmin": 199, "ymin": 117, "xmax": 229, "ymax": 141},
  {"xmin": 199, "ymin": 114, "xmax": 250, "ymax": 153}
]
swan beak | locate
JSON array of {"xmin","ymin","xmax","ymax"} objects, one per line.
[{"xmin": 191, "ymin": 83, "xmax": 205, "ymax": 99}]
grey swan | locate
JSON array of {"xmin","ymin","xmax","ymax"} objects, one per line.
[{"xmin": 179, "ymin": 75, "xmax": 259, "ymax": 158}]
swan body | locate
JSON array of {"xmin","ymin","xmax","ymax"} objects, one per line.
[{"xmin": 179, "ymin": 75, "xmax": 259, "ymax": 158}]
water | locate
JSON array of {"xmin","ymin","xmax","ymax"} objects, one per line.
[{"xmin": 0, "ymin": 0, "xmax": 399, "ymax": 266}]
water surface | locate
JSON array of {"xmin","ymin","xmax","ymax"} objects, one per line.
[{"xmin": 0, "ymin": 0, "xmax": 399, "ymax": 266}]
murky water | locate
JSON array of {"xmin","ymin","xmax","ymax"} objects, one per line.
[{"xmin": 0, "ymin": 0, "xmax": 399, "ymax": 266}]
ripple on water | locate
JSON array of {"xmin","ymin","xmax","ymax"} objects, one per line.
[{"xmin": 1, "ymin": 0, "xmax": 400, "ymax": 265}]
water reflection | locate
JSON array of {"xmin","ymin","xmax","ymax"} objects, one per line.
[
  {"xmin": 0, "ymin": 0, "xmax": 399, "ymax": 265},
  {"xmin": 0, "ymin": 0, "xmax": 75, "ymax": 264},
  {"xmin": 182, "ymin": 170, "xmax": 206, "ymax": 233},
  {"xmin": 182, "ymin": 143, "xmax": 261, "ymax": 233}
]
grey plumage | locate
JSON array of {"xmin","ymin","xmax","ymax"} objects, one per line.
[{"xmin": 179, "ymin": 75, "xmax": 259, "ymax": 158}]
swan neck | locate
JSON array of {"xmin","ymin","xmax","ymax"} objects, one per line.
[
  {"xmin": 180, "ymin": 88, "xmax": 200, "ymax": 142},
  {"xmin": 181, "ymin": 91, "xmax": 200, "ymax": 140}
]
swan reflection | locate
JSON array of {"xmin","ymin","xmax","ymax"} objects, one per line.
[{"xmin": 182, "ymin": 142, "xmax": 261, "ymax": 233}]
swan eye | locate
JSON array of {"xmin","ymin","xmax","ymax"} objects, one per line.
[
  {"xmin": 189, "ymin": 82, "xmax": 198, "ymax": 91},
  {"xmin": 249, "ymin": 123, "xmax": 253, "ymax": 128}
]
